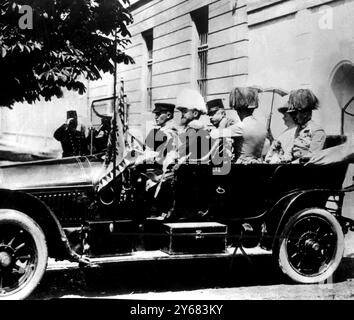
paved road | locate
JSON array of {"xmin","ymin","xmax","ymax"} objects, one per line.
[{"xmin": 29, "ymin": 253, "xmax": 354, "ymax": 300}]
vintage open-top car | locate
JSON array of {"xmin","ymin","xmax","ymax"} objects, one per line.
[{"xmin": 1, "ymin": 100, "xmax": 354, "ymax": 299}]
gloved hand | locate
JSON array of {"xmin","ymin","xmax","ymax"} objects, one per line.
[{"xmin": 135, "ymin": 149, "xmax": 158, "ymax": 165}]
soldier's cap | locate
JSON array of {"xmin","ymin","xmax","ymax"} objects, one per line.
[
  {"xmin": 206, "ymin": 99, "xmax": 225, "ymax": 115},
  {"xmin": 152, "ymin": 103, "xmax": 175, "ymax": 114},
  {"xmin": 67, "ymin": 110, "xmax": 78, "ymax": 119}
]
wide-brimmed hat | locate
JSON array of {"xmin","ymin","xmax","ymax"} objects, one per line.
[
  {"xmin": 176, "ymin": 88, "xmax": 207, "ymax": 114},
  {"xmin": 152, "ymin": 103, "xmax": 175, "ymax": 114},
  {"xmin": 229, "ymin": 87, "xmax": 259, "ymax": 110}
]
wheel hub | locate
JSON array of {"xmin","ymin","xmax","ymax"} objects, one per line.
[
  {"xmin": 304, "ymin": 239, "xmax": 320, "ymax": 252},
  {"xmin": 0, "ymin": 251, "xmax": 13, "ymax": 268}
]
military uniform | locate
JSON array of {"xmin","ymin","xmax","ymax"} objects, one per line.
[
  {"xmin": 54, "ymin": 111, "xmax": 88, "ymax": 158},
  {"xmin": 211, "ymin": 89, "xmax": 267, "ymax": 164},
  {"xmin": 90, "ymin": 116, "xmax": 111, "ymax": 154},
  {"xmin": 292, "ymin": 120, "xmax": 326, "ymax": 160},
  {"xmin": 286, "ymin": 89, "xmax": 326, "ymax": 162},
  {"xmin": 206, "ymin": 98, "xmax": 238, "ymax": 160},
  {"xmin": 176, "ymin": 119, "xmax": 210, "ymax": 161},
  {"xmin": 145, "ymin": 120, "xmax": 178, "ymax": 157},
  {"xmin": 144, "ymin": 103, "xmax": 178, "ymax": 164},
  {"xmin": 233, "ymin": 116, "xmax": 267, "ymax": 164}
]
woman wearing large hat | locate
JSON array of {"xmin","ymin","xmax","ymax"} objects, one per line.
[{"xmin": 287, "ymin": 89, "xmax": 326, "ymax": 162}]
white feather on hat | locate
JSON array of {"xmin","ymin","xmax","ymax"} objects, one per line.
[{"xmin": 176, "ymin": 88, "xmax": 207, "ymax": 114}]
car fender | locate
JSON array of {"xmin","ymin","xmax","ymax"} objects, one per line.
[
  {"xmin": 0, "ymin": 188, "xmax": 82, "ymax": 262},
  {"xmin": 261, "ymin": 189, "xmax": 337, "ymax": 250}
]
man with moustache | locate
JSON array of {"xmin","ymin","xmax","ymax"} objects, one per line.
[
  {"xmin": 144, "ymin": 102, "xmax": 178, "ymax": 165},
  {"xmin": 160, "ymin": 88, "xmax": 211, "ymax": 221}
]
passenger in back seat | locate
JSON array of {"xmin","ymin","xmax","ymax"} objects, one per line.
[
  {"xmin": 211, "ymin": 87, "xmax": 267, "ymax": 164},
  {"xmin": 287, "ymin": 89, "xmax": 326, "ymax": 163},
  {"xmin": 265, "ymin": 102, "xmax": 297, "ymax": 164}
]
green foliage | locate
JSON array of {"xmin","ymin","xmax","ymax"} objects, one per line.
[{"xmin": 0, "ymin": 0, "xmax": 134, "ymax": 107}]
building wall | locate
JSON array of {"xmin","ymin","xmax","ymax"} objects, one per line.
[
  {"xmin": 118, "ymin": 0, "xmax": 249, "ymax": 136},
  {"xmin": 247, "ymin": 0, "xmax": 354, "ymax": 136},
  {"xmin": 3, "ymin": 0, "xmax": 354, "ymax": 140}
]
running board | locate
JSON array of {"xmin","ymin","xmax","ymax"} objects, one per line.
[{"xmin": 47, "ymin": 247, "xmax": 271, "ymax": 271}]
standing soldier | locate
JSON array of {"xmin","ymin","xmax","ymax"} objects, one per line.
[{"xmin": 54, "ymin": 110, "xmax": 89, "ymax": 158}]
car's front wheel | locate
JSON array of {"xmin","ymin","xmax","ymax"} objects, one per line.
[
  {"xmin": 275, "ymin": 208, "xmax": 344, "ymax": 284},
  {"xmin": 0, "ymin": 209, "xmax": 48, "ymax": 300}
]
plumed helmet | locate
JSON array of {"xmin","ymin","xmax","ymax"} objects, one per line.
[
  {"xmin": 176, "ymin": 88, "xmax": 207, "ymax": 114},
  {"xmin": 229, "ymin": 87, "xmax": 259, "ymax": 110},
  {"xmin": 287, "ymin": 89, "xmax": 319, "ymax": 113}
]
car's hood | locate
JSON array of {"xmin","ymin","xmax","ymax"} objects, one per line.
[{"xmin": 0, "ymin": 156, "xmax": 106, "ymax": 190}]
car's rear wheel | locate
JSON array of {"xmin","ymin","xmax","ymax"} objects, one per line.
[
  {"xmin": 0, "ymin": 209, "xmax": 48, "ymax": 300},
  {"xmin": 275, "ymin": 208, "xmax": 344, "ymax": 284}
]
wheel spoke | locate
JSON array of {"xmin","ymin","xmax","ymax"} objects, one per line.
[
  {"xmin": 14, "ymin": 243, "xmax": 25, "ymax": 252},
  {"xmin": 7, "ymin": 236, "xmax": 17, "ymax": 247}
]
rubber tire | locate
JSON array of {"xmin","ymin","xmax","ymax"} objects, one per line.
[
  {"xmin": 276, "ymin": 208, "xmax": 344, "ymax": 284},
  {"xmin": 0, "ymin": 209, "xmax": 48, "ymax": 300}
]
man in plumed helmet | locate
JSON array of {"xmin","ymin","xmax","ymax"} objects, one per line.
[
  {"xmin": 213, "ymin": 87, "xmax": 266, "ymax": 164},
  {"xmin": 287, "ymin": 88, "xmax": 326, "ymax": 162},
  {"xmin": 54, "ymin": 110, "xmax": 89, "ymax": 158}
]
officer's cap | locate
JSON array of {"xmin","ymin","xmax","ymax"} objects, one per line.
[
  {"xmin": 67, "ymin": 110, "xmax": 77, "ymax": 119},
  {"xmin": 152, "ymin": 103, "xmax": 175, "ymax": 114},
  {"xmin": 207, "ymin": 99, "xmax": 225, "ymax": 115}
]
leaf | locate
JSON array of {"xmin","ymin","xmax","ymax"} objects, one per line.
[
  {"xmin": 0, "ymin": 0, "xmax": 134, "ymax": 107},
  {"xmin": 1, "ymin": 47, "xmax": 7, "ymax": 57}
]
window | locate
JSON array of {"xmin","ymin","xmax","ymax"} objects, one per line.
[
  {"xmin": 143, "ymin": 29, "xmax": 153, "ymax": 111},
  {"xmin": 192, "ymin": 6, "xmax": 209, "ymax": 99}
]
